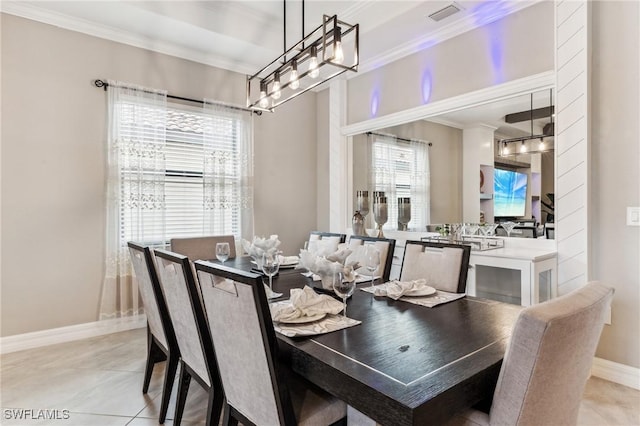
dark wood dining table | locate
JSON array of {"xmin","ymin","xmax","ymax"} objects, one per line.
[{"xmin": 214, "ymin": 256, "xmax": 522, "ymax": 426}]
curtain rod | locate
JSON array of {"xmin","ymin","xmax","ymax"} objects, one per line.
[
  {"xmin": 366, "ymin": 131, "xmax": 432, "ymax": 146},
  {"xmin": 93, "ymin": 80, "xmax": 260, "ymax": 115}
]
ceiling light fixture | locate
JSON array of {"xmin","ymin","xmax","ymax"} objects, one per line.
[
  {"xmin": 499, "ymin": 89, "xmax": 554, "ymax": 157},
  {"xmin": 246, "ymin": 0, "xmax": 359, "ymax": 112}
]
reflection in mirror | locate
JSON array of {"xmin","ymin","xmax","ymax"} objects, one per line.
[{"xmin": 351, "ymin": 89, "xmax": 555, "ymax": 237}]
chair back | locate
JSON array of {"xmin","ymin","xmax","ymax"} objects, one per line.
[
  {"xmin": 154, "ymin": 249, "xmax": 215, "ymax": 387},
  {"xmin": 490, "ymin": 281, "xmax": 614, "ymax": 425},
  {"xmin": 400, "ymin": 240, "xmax": 471, "ymax": 293},
  {"xmin": 170, "ymin": 235, "xmax": 236, "ymax": 261},
  {"xmin": 308, "ymin": 232, "xmax": 347, "ymax": 255},
  {"xmin": 194, "ymin": 261, "xmax": 295, "ymax": 426},
  {"xmin": 347, "ymin": 236, "xmax": 396, "ymax": 281}
]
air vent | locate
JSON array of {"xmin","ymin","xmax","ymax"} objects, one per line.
[{"xmin": 428, "ymin": 3, "xmax": 461, "ymax": 22}]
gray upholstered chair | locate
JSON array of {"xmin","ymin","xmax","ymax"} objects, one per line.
[
  {"xmin": 400, "ymin": 240, "xmax": 471, "ymax": 293},
  {"xmin": 346, "ymin": 235, "xmax": 396, "ymax": 281},
  {"xmin": 128, "ymin": 242, "xmax": 179, "ymax": 424},
  {"xmin": 170, "ymin": 235, "xmax": 236, "ymax": 262},
  {"xmin": 447, "ymin": 281, "xmax": 614, "ymax": 426},
  {"xmin": 154, "ymin": 249, "xmax": 224, "ymax": 426},
  {"xmin": 194, "ymin": 260, "xmax": 348, "ymax": 426}
]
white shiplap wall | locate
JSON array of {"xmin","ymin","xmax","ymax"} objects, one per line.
[{"xmin": 555, "ymin": 0, "xmax": 591, "ymax": 295}]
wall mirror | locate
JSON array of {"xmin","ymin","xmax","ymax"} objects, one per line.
[{"xmin": 347, "ymin": 86, "xmax": 556, "ymax": 237}]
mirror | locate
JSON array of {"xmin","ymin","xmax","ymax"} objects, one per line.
[{"xmin": 351, "ymin": 89, "xmax": 555, "ymax": 234}]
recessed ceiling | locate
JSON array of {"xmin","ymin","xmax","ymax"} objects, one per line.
[{"xmin": 1, "ymin": 0, "xmax": 540, "ymax": 76}]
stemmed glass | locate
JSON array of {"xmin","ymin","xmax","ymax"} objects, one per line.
[
  {"xmin": 501, "ymin": 221, "xmax": 517, "ymax": 237},
  {"xmin": 463, "ymin": 223, "xmax": 479, "ymax": 236},
  {"xmin": 216, "ymin": 242, "xmax": 230, "ymax": 264},
  {"xmin": 364, "ymin": 244, "xmax": 380, "ymax": 288},
  {"xmin": 332, "ymin": 271, "xmax": 355, "ymax": 317},
  {"xmin": 262, "ymin": 252, "xmax": 281, "ymax": 299}
]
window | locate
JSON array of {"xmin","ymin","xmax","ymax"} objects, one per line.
[
  {"xmin": 116, "ymin": 99, "xmax": 253, "ymax": 246},
  {"xmin": 370, "ymin": 134, "xmax": 430, "ymax": 230}
]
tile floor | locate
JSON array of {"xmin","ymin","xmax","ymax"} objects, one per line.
[{"xmin": 1, "ymin": 328, "xmax": 639, "ymax": 425}]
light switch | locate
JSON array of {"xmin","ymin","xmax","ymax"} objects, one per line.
[{"xmin": 627, "ymin": 207, "xmax": 640, "ymax": 226}]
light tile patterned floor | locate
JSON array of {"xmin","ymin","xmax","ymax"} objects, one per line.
[{"xmin": 1, "ymin": 328, "xmax": 638, "ymax": 425}]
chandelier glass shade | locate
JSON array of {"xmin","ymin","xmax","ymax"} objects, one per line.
[{"xmin": 247, "ymin": 14, "xmax": 359, "ymax": 112}]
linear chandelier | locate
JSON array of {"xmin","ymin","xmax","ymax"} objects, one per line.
[
  {"xmin": 246, "ymin": 3, "xmax": 359, "ymax": 112},
  {"xmin": 499, "ymin": 90, "xmax": 554, "ymax": 157}
]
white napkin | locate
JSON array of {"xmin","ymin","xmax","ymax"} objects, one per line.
[
  {"xmin": 241, "ymin": 235, "xmax": 281, "ymax": 259},
  {"xmin": 279, "ymin": 255, "xmax": 299, "ymax": 265},
  {"xmin": 264, "ymin": 283, "xmax": 283, "ymax": 299},
  {"xmin": 270, "ymin": 286, "xmax": 343, "ymax": 322},
  {"xmin": 373, "ymin": 279, "xmax": 428, "ymax": 300}
]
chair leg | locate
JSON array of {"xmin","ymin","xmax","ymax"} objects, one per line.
[
  {"xmin": 222, "ymin": 403, "xmax": 238, "ymax": 426},
  {"xmin": 158, "ymin": 353, "xmax": 179, "ymax": 424},
  {"xmin": 142, "ymin": 326, "xmax": 155, "ymax": 393},
  {"xmin": 173, "ymin": 362, "xmax": 191, "ymax": 426},
  {"xmin": 205, "ymin": 386, "xmax": 224, "ymax": 426}
]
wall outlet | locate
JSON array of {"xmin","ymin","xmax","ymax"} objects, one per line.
[{"xmin": 627, "ymin": 207, "xmax": 640, "ymax": 226}]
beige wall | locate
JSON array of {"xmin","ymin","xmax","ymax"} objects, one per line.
[
  {"xmin": 0, "ymin": 14, "xmax": 317, "ymax": 336},
  {"xmin": 590, "ymin": 1, "xmax": 640, "ymax": 368},
  {"xmin": 346, "ymin": 1, "xmax": 554, "ymax": 123}
]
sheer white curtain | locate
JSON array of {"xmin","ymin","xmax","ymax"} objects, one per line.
[
  {"xmin": 369, "ymin": 133, "xmax": 431, "ymax": 230},
  {"xmin": 202, "ymin": 101, "xmax": 254, "ymax": 241},
  {"xmin": 100, "ymin": 81, "xmax": 167, "ymax": 319}
]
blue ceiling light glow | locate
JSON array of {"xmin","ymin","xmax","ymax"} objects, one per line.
[
  {"xmin": 489, "ymin": 22, "xmax": 505, "ymax": 83},
  {"xmin": 421, "ymin": 70, "xmax": 433, "ymax": 103},
  {"xmin": 370, "ymin": 90, "xmax": 380, "ymax": 117},
  {"xmin": 471, "ymin": 1, "xmax": 510, "ymax": 26}
]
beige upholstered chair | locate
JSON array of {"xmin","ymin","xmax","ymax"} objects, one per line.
[
  {"xmin": 154, "ymin": 249, "xmax": 224, "ymax": 426},
  {"xmin": 128, "ymin": 242, "xmax": 179, "ymax": 424},
  {"xmin": 447, "ymin": 281, "xmax": 614, "ymax": 426},
  {"xmin": 400, "ymin": 240, "xmax": 471, "ymax": 293},
  {"xmin": 308, "ymin": 231, "xmax": 347, "ymax": 254},
  {"xmin": 170, "ymin": 235, "xmax": 236, "ymax": 261},
  {"xmin": 194, "ymin": 261, "xmax": 348, "ymax": 426},
  {"xmin": 346, "ymin": 236, "xmax": 396, "ymax": 281}
]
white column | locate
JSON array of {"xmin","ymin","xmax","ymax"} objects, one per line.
[
  {"xmin": 555, "ymin": 0, "xmax": 591, "ymax": 294},
  {"xmin": 462, "ymin": 125, "xmax": 496, "ymax": 222},
  {"xmin": 329, "ymin": 79, "xmax": 348, "ymax": 232}
]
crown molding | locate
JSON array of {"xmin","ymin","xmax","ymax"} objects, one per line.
[{"xmin": 0, "ymin": 1, "xmax": 258, "ymax": 75}]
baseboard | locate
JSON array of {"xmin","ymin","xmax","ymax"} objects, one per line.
[
  {"xmin": 592, "ymin": 357, "xmax": 640, "ymax": 390},
  {"xmin": 0, "ymin": 315, "xmax": 147, "ymax": 355}
]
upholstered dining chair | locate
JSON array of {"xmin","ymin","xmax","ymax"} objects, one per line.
[
  {"xmin": 400, "ymin": 240, "xmax": 471, "ymax": 293},
  {"xmin": 170, "ymin": 235, "xmax": 236, "ymax": 262},
  {"xmin": 154, "ymin": 249, "xmax": 224, "ymax": 426},
  {"xmin": 127, "ymin": 242, "xmax": 179, "ymax": 424},
  {"xmin": 347, "ymin": 235, "xmax": 396, "ymax": 281},
  {"xmin": 193, "ymin": 260, "xmax": 348, "ymax": 426},
  {"xmin": 446, "ymin": 281, "xmax": 614, "ymax": 426}
]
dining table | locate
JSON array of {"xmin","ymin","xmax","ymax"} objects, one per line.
[{"xmin": 213, "ymin": 256, "xmax": 522, "ymax": 426}]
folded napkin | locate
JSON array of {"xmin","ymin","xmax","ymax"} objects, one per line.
[
  {"xmin": 264, "ymin": 283, "xmax": 283, "ymax": 299},
  {"xmin": 373, "ymin": 279, "xmax": 428, "ymax": 300},
  {"xmin": 242, "ymin": 235, "xmax": 281, "ymax": 259},
  {"xmin": 279, "ymin": 255, "xmax": 299, "ymax": 265},
  {"xmin": 270, "ymin": 286, "xmax": 343, "ymax": 323}
]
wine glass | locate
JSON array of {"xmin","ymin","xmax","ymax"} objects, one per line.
[
  {"xmin": 501, "ymin": 221, "xmax": 517, "ymax": 237},
  {"xmin": 464, "ymin": 223, "xmax": 479, "ymax": 236},
  {"xmin": 364, "ymin": 244, "xmax": 380, "ymax": 288},
  {"xmin": 262, "ymin": 252, "xmax": 280, "ymax": 299},
  {"xmin": 215, "ymin": 242, "xmax": 230, "ymax": 264},
  {"xmin": 332, "ymin": 271, "xmax": 355, "ymax": 317}
]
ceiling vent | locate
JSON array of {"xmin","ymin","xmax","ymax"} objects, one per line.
[{"xmin": 428, "ymin": 3, "xmax": 462, "ymax": 22}]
